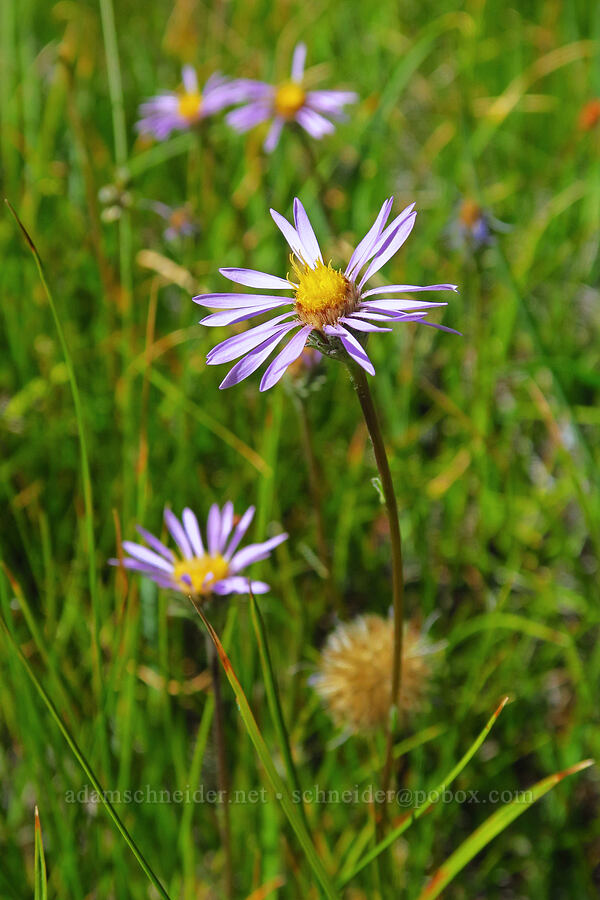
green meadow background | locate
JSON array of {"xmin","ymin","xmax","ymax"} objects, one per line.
[{"xmin": 1, "ymin": 0, "xmax": 600, "ymax": 896}]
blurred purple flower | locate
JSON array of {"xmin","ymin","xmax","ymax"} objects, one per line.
[
  {"xmin": 136, "ymin": 67, "xmax": 239, "ymax": 140},
  {"xmin": 110, "ymin": 504, "xmax": 287, "ymax": 598},
  {"xmin": 449, "ymin": 199, "xmax": 510, "ymax": 251},
  {"xmin": 194, "ymin": 197, "xmax": 459, "ymax": 391},
  {"xmin": 226, "ymin": 43, "xmax": 358, "ymax": 152},
  {"xmin": 152, "ymin": 202, "xmax": 197, "ymax": 241}
]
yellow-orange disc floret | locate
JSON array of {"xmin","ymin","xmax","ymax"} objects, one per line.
[
  {"xmin": 172, "ymin": 554, "xmax": 229, "ymax": 595},
  {"xmin": 314, "ymin": 615, "xmax": 431, "ymax": 732},
  {"xmin": 274, "ymin": 82, "xmax": 306, "ymax": 119},
  {"xmin": 292, "ymin": 258, "xmax": 359, "ymax": 330},
  {"xmin": 178, "ymin": 92, "xmax": 203, "ymax": 122}
]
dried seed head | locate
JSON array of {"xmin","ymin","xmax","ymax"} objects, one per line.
[{"xmin": 312, "ymin": 615, "xmax": 432, "ymax": 733}]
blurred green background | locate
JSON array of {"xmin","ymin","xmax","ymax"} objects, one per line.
[{"xmin": 1, "ymin": 0, "xmax": 600, "ymax": 896}]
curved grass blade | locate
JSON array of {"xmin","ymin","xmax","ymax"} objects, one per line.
[
  {"xmin": 338, "ymin": 696, "xmax": 510, "ymax": 887},
  {"xmin": 4, "ymin": 200, "xmax": 106, "ymax": 765},
  {"xmin": 34, "ymin": 807, "xmax": 47, "ymax": 900},
  {"xmin": 0, "ymin": 615, "xmax": 172, "ymax": 900},
  {"xmin": 248, "ymin": 589, "xmax": 308, "ymax": 829},
  {"xmin": 417, "ymin": 758, "xmax": 594, "ymax": 899},
  {"xmin": 190, "ymin": 600, "xmax": 338, "ymax": 900}
]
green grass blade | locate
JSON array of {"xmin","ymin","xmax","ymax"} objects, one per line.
[
  {"xmin": 191, "ymin": 601, "xmax": 339, "ymax": 900},
  {"xmin": 417, "ymin": 759, "xmax": 594, "ymax": 899},
  {"xmin": 338, "ymin": 697, "xmax": 510, "ymax": 887},
  {"xmin": 4, "ymin": 200, "xmax": 107, "ymax": 765},
  {"xmin": 249, "ymin": 590, "xmax": 308, "ymax": 826},
  {"xmin": 0, "ymin": 615, "xmax": 172, "ymax": 900},
  {"xmin": 34, "ymin": 807, "xmax": 47, "ymax": 900}
]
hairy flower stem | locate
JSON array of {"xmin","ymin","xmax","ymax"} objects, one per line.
[{"xmin": 347, "ymin": 362, "xmax": 404, "ymax": 809}]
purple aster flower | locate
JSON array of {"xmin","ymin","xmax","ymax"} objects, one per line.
[
  {"xmin": 226, "ymin": 43, "xmax": 358, "ymax": 152},
  {"xmin": 110, "ymin": 504, "xmax": 287, "ymax": 598},
  {"xmin": 136, "ymin": 67, "xmax": 239, "ymax": 140},
  {"xmin": 194, "ymin": 197, "xmax": 459, "ymax": 391}
]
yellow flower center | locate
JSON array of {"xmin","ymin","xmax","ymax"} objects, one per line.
[
  {"xmin": 178, "ymin": 91, "xmax": 203, "ymax": 122},
  {"xmin": 274, "ymin": 82, "xmax": 306, "ymax": 119},
  {"xmin": 292, "ymin": 258, "xmax": 358, "ymax": 329},
  {"xmin": 172, "ymin": 554, "xmax": 229, "ymax": 595}
]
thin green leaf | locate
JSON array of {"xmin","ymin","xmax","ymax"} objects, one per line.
[
  {"xmin": 34, "ymin": 807, "xmax": 47, "ymax": 900},
  {"xmin": 191, "ymin": 601, "xmax": 338, "ymax": 900},
  {"xmin": 0, "ymin": 615, "xmax": 172, "ymax": 900},
  {"xmin": 248, "ymin": 590, "xmax": 308, "ymax": 826},
  {"xmin": 417, "ymin": 758, "xmax": 594, "ymax": 899},
  {"xmin": 338, "ymin": 697, "xmax": 510, "ymax": 887},
  {"xmin": 4, "ymin": 200, "xmax": 106, "ymax": 767}
]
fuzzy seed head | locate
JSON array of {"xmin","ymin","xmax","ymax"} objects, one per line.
[{"xmin": 313, "ymin": 615, "xmax": 431, "ymax": 733}]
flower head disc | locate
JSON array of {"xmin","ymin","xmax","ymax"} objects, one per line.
[
  {"xmin": 178, "ymin": 91, "xmax": 203, "ymax": 122},
  {"xmin": 293, "ymin": 258, "xmax": 358, "ymax": 328},
  {"xmin": 274, "ymin": 81, "xmax": 306, "ymax": 119},
  {"xmin": 172, "ymin": 553, "xmax": 229, "ymax": 595}
]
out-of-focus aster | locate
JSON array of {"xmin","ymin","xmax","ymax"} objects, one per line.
[
  {"xmin": 311, "ymin": 614, "xmax": 433, "ymax": 733},
  {"xmin": 194, "ymin": 197, "xmax": 458, "ymax": 391},
  {"xmin": 226, "ymin": 43, "xmax": 358, "ymax": 152},
  {"xmin": 110, "ymin": 504, "xmax": 287, "ymax": 599},
  {"xmin": 449, "ymin": 198, "xmax": 511, "ymax": 252},
  {"xmin": 136, "ymin": 67, "xmax": 239, "ymax": 140},
  {"xmin": 152, "ymin": 202, "xmax": 197, "ymax": 241}
]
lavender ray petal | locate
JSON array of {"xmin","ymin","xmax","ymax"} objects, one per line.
[
  {"xmin": 360, "ymin": 298, "xmax": 447, "ymax": 311},
  {"xmin": 219, "ymin": 324, "xmax": 300, "ymax": 389},
  {"xmin": 224, "ymin": 505, "xmax": 255, "ymax": 559},
  {"xmin": 269, "ymin": 208, "xmax": 310, "ymax": 264},
  {"xmin": 218, "ymin": 268, "xmax": 293, "ymax": 290},
  {"xmin": 264, "ymin": 117, "xmax": 284, "ymax": 153},
  {"xmin": 207, "ymin": 317, "xmax": 297, "ymax": 365},
  {"xmin": 182, "ymin": 508, "xmax": 204, "ymax": 557},
  {"xmin": 182, "ymin": 66, "xmax": 198, "ymax": 94},
  {"xmin": 201, "ymin": 302, "xmax": 293, "ymax": 327},
  {"xmin": 121, "ymin": 541, "xmax": 174, "ymax": 573},
  {"xmin": 345, "ymin": 197, "xmax": 394, "ymax": 279},
  {"xmin": 259, "ymin": 325, "xmax": 312, "ymax": 391},
  {"xmin": 305, "ymin": 90, "xmax": 359, "ymax": 113},
  {"xmin": 206, "ymin": 503, "xmax": 222, "ymax": 555},
  {"xmin": 325, "ymin": 324, "xmax": 375, "ymax": 375},
  {"xmin": 293, "ymin": 198, "xmax": 323, "ymax": 264},
  {"xmin": 416, "ymin": 320, "xmax": 463, "ymax": 335},
  {"xmin": 295, "ymin": 107, "xmax": 335, "ymax": 139},
  {"xmin": 219, "ymin": 501, "xmax": 234, "ymax": 553},
  {"xmin": 212, "ymin": 577, "xmax": 270, "ymax": 595},
  {"xmin": 195, "ymin": 293, "xmax": 294, "ymax": 309},
  {"xmin": 229, "ymin": 533, "xmax": 288, "ymax": 573},
  {"xmin": 340, "ymin": 316, "xmax": 392, "ymax": 333},
  {"xmin": 135, "ymin": 525, "xmax": 175, "ymax": 561},
  {"xmin": 359, "ymin": 213, "xmax": 417, "ymax": 289},
  {"xmin": 350, "ymin": 202, "xmax": 416, "ymax": 282},
  {"xmin": 164, "ymin": 509, "xmax": 193, "ymax": 559},
  {"xmin": 362, "ymin": 283, "xmax": 459, "ymax": 298},
  {"xmin": 291, "ymin": 42, "xmax": 307, "ymax": 82},
  {"xmin": 226, "ymin": 102, "xmax": 271, "ymax": 133}
]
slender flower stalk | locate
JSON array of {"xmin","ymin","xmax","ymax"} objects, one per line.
[{"xmin": 347, "ymin": 362, "xmax": 404, "ymax": 800}]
